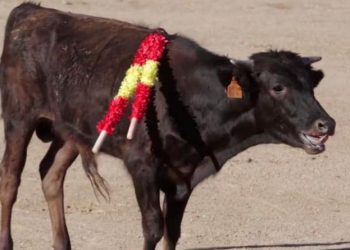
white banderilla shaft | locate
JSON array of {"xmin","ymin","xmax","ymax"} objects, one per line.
[{"xmin": 92, "ymin": 130, "xmax": 108, "ymax": 154}]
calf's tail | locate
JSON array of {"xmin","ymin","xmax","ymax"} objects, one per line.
[
  {"xmin": 78, "ymin": 144, "xmax": 110, "ymax": 202},
  {"xmin": 54, "ymin": 124, "xmax": 111, "ymax": 202}
]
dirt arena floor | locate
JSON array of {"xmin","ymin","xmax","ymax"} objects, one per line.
[{"xmin": 0, "ymin": 0, "xmax": 350, "ymax": 249}]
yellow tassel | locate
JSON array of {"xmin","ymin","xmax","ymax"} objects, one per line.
[
  {"xmin": 117, "ymin": 65, "xmax": 142, "ymax": 98},
  {"xmin": 140, "ymin": 60, "xmax": 159, "ymax": 87}
]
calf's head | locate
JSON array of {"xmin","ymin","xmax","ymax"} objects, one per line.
[{"xmin": 233, "ymin": 51, "xmax": 335, "ymax": 154}]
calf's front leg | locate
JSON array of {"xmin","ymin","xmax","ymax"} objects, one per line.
[
  {"xmin": 163, "ymin": 192, "xmax": 191, "ymax": 250},
  {"xmin": 130, "ymin": 162, "xmax": 163, "ymax": 250}
]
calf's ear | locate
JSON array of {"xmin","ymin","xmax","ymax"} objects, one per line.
[
  {"xmin": 301, "ymin": 56, "xmax": 324, "ymax": 88},
  {"xmin": 217, "ymin": 59, "xmax": 258, "ymax": 100},
  {"xmin": 217, "ymin": 59, "xmax": 253, "ymax": 88},
  {"xmin": 217, "ymin": 63, "xmax": 234, "ymax": 88},
  {"xmin": 311, "ymin": 69, "xmax": 324, "ymax": 88}
]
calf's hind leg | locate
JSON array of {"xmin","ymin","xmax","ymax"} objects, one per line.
[
  {"xmin": 39, "ymin": 139, "xmax": 78, "ymax": 250},
  {"xmin": 0, "ymin": 120, "xmax": 35, "ymax": 250}
]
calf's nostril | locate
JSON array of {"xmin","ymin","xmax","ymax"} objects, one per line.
[{"xmin": 315, "ymin": 119, "xmax": 328, "ymax": 133}]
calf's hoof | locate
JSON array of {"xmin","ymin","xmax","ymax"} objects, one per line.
[{"xmin": 0, "ymin": 238, "xmax": 13, "ymax": 250}]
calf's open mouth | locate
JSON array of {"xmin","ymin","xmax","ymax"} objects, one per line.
[{"xmin": 299, "ymin": 132, "xmax": 329, "ymax": 153}]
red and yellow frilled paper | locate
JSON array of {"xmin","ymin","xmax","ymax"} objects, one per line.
[{"xmin": 92, "ymin": 32, "xmax": 168, "ymax": 153}]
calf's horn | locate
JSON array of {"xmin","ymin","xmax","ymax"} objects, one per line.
[
  {"xmin": 230, "ymin": 59, "xmax": 254, "ymax": 69},
  {"xmin": 301, "ymin": 56, "xmax": 322, "ymax": 65}
]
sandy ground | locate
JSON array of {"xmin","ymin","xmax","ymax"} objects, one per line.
[{"xmin": 0, "ymin": 0, "xmax": 350, "ymax": 249}]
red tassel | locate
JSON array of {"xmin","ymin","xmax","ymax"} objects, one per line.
[
  {"xmin": 131, "ymin": 84, "xmax": 151, "ymax": 120},
  {"xmin": 97, "ymin": 97, "xmax": 128, "ymax": 134},
  {"xmin": 133, "ymin": 33, "xmax": 168, "ymax": 65}
]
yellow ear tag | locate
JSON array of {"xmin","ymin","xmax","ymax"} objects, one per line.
[{"xmin": 226, "ymin": 78, "xmax": 243, "ymax": 99}]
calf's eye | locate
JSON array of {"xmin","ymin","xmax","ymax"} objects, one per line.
[
  {"xmin": 272, "ymin": 85, "xmax": 285, "ymax": 92},
  {"xmin": 270, "ymin": 85, "xmax": 287, "ymax": 98}
]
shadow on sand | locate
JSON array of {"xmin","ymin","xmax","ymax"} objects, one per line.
[{"xmin": 186, "ymin": 241, "xmax": 350, "ymax": 250}]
